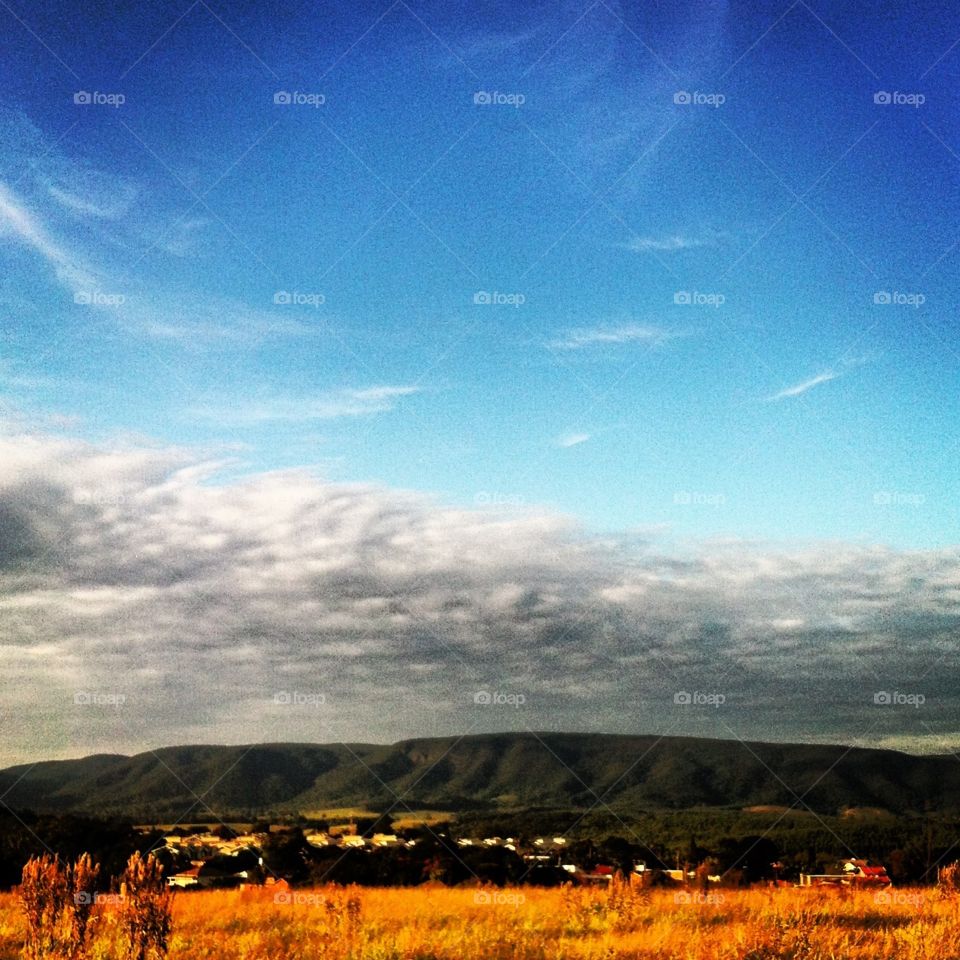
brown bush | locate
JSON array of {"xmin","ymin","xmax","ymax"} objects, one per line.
[
  {"xmin": 118, "ymin": 852, "xmax": 172, "ymax": 960},
  {"xmin": 938, "ymin": 861, "xmax": 960, "ymax": 890},
  {"xmin": 18, "ymin": 853, "xmax": 100, "ymax": 960}
]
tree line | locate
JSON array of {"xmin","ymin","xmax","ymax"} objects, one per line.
[{"xmin": 3, "ymin": 808, "xmax": 960, "ymax": 890}]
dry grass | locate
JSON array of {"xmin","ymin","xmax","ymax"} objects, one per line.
[
  {"xmin": 9, "ymin": 853, "xmax": 170, "ymax": 960},
  {"xmin": 2, "ymin": 881, "xmax": 959, "ymax": 960}
]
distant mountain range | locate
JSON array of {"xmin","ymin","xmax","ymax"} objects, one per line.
[{"xmin": 3, "ymin": 733, "xmax": 958, "ymax": 820}]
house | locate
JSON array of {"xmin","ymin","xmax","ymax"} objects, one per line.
[
  {"xmin": 168, "ymin": 849, "xmax": 261, "ymax": 890},
  {"xmin": 578, "ymin": 864, "xmax": 616, "ymax": 885},
  {"xmin": 799, "ymin": 859, "xmax": 891, "ymax": 887},
  {"xmin": 196, "ymin": 861, "xmax": 246, "ymax": 889},
  {"xmin": 168, "ymin": 865, "xmax": 201, "ymax": 889},
  {"xmin": 533, "ymin": 837, "xmax": 568, "ymax": 850},
  {"xmin": 372, "ymin": 833, "xmax": 400, "ymax": 847},
  {"xmin": 854, "ymin": 863, "xmax": 892, "ymax": 884}
]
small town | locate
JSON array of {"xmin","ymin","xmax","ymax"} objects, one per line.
[
  {"xmin": 161, "ymin": 827, "xmax": 610, "ymax": 889},
  {"xmin": 153, "ymin": 823, "xmax": 894, "ymax": 892}
]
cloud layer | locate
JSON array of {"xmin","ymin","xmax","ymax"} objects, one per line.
[{"xmin": 1, "ymin": 426, "xmax": 958, "ymax": 765}]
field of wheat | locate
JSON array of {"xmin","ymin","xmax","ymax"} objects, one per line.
[{"xmin": 1, "ymin": 882, "xmax": 958, "ymax": 960}]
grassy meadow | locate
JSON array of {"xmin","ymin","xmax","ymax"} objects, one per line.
[{"xmin": 2, "ymin": 881, "xmax": 959, "ymax": 960}]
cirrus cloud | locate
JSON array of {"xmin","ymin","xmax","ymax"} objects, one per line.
[
  {"xmin": 549, "ymin": 323, "xmax": 681, "ymax": 351},
  {"xmin": 188, "ymin": 386, "xmax": 420, "ymax": 424}
]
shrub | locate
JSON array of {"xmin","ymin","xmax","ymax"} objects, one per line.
[
  {"xmin": 118, "ymin": 852, "xmax": 172, "ymax": 960},
  {"xmin": 18, "ymin": 852, "xmax": 100, "ymax": 960},
  {"xmin": 938, "ymin": 861, "xmax": 960, "ymax": 891}
]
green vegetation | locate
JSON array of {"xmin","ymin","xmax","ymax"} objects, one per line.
[{"xmin": 3, "ymin": 734, "xmax": 960, "ymax": 820}]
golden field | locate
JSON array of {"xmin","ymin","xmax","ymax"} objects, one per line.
[{"xmin": 1, "ymin": 882, "xmax": 958, "ymax": 960}]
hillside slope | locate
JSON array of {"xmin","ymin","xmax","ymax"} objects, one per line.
[{"xmin": 1, "ymin": 733, "xmax": 957, "ymax": 818}]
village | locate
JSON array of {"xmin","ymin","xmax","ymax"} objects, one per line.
[
  {"xmin": 155, "ymin": 824, "xmax": 892, "ymax": 891},
  {"xmin": 161, "ymin": 827, "xmax": 608, "ymax": 889}
]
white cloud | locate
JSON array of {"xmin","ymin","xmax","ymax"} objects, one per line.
[
  {"xmin": 149, "ymin": 217, "xmax": 212, "ymax": 257},
  {"xmin": 550, "ymin": 323, "xmax": 679, "ymax": 350},
  {"xmin": 0, "ymin": 176, "xmax": 317, "ymax": 345},
  {"xmin": 626, "ymin": 233, "xmax": 719, "ymax": 253},
  {"xmin": 116, "ymin": 295, "xmax": 319, "ymax": 343},
  {"xmin": 0, "ymin": 111, "xmax": 304, "ymax": 345},
  {"xmin": 557, "ymin": 432, "xmax": 590, "ymax": 448},
  {"xmin": 46, "ymin": 178, "xmax": 138, "ymax": 221},
  {"xmin": 0, "ymin": 182, "xmax": 95, "ymax": 292},
  {"xmin": 767, "ymin": 370, "xmax": 838, "ymax": 401},
  {"xmin": 189, "ymin": 386, "xmax": 420, "ymax": 424},
  {"xmin": 0, "ymin": 426, "xmax": 957, "ymax": 764}
]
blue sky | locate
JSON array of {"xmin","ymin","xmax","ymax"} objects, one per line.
[
  {"xmin": 1, "ymin": 1, "xmax": 959, "ymax": 761},
  {"xmin": 1, "ymin": 0, "xmax": 957, "ymax": 546}
]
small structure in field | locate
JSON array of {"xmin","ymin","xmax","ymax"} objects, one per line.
[
  {"xmin": 167, "ymin": 864, "xmax": 201, "ymax": 889},
  {"xmin": 799, "ymin": 858, "xmax": 891, "ymax": 887}
]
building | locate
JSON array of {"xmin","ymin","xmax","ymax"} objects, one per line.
[{"xmin": 799, "ymin": 859, "xmax": 892, "ymax": 887}]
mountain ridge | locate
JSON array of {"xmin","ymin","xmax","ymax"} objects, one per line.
[{"xmin": 3, "ymin": 732, "xmax": 957, "ymax": 819}]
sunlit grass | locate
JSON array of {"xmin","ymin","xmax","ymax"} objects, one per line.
[{"xmin": 1, "ymin": 882, "xmax": 958, "ymax": 959}]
